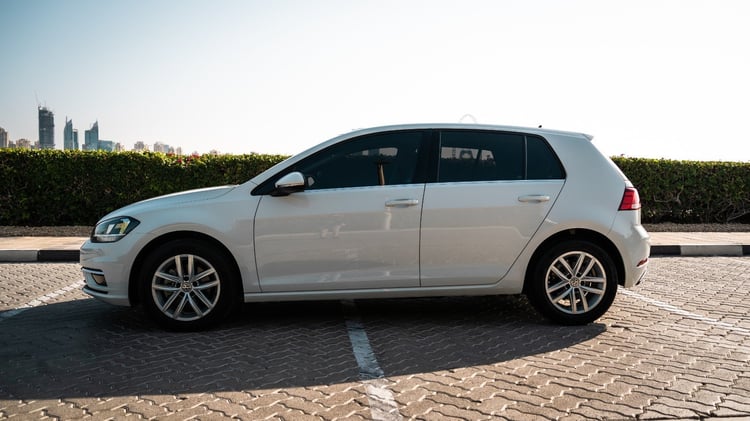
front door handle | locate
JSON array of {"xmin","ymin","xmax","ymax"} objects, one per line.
[
  {"xmin": 385, "ymin": 199, "xmax": 420, "ymax": 207},
  {"xmin": 518, "ymin": 195, "xmax": 551, "ymax": 203}
]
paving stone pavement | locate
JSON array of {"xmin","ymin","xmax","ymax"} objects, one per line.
[{"xmin": 1, "ymin": 257, "xmax": 749, "ymax": 420}]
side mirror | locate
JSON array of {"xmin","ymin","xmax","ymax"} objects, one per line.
[{"xmin": 272, "ymin": 171, "xmax": 306, "ymax": 196}]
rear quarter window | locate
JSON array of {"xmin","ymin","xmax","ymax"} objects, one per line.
[{"xmin": 526, "ymin": 136, "xmax": 565, "ymax": 180}]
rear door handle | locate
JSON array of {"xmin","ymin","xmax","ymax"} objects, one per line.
[
  {"xmin": 385, "ymin": 199, "xmax": 420, "ymax": 207},
  {"xmin": 518, "ymin": 195, "xmax": 551, "ymax": 203}
]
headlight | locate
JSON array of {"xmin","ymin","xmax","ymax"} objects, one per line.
[{"xmin": 92, "ymin": 217, "xmax": 140, "ymax": 243}]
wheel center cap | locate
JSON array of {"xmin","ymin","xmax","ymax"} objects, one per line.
[
  {"xmin": 570, "ymin": 277, "xmax": 581, "ymax": 288},
  {"xmin": 180, "ymin": 281, "xmax": 193, "ymax": 292}
]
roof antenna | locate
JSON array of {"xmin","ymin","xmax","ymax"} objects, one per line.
[
  {"xmin": 459, "ymin": 114, "xmax": 477, "ymax": 124},
  {"xmin": 538, "ymin": 125, "xmax": 543, "ymax": 128}
]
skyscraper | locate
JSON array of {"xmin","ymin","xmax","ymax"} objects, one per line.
[
  {"xmin": 63, "ymin": 118, "xmax": 79, "ymax": 150},
  {"xmin": 0, "ymin": 127, "xmax": 8, "ymax": 148},
  {"xmin": 153, "ymin": 141, "xmax": 170, "ymax": 153},
  {"xmin": 84, "ymin": 121, "xmax": 99, "ymax": 151},
  {"xmin": 98, "ymin": 140, "xmax": 114, "ymax": 152},
  {"xmin": 38, "ymin": 106, "xmax": 55, "ymax": 149}
]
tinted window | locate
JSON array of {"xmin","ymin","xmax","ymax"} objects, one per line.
[
  {"xmin": 438, "ymin": 131, "xmax": 524, "ymax": 182},
  {"xmin": 527, "ymin": 136, "xmax": 564, "ymax": 179},
  {"xmin": 290, "ymin": 131, "xmax": 425, "ymax": 191}
]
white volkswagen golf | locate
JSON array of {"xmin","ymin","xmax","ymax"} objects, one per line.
[{"xmin": 81, "ymin": 124, "xmax": 650, "ymax": 330}]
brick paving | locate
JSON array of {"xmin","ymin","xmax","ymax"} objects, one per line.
[{"xmin": 1, "ymin": 257, "xmax": 749, "ymax": 420}]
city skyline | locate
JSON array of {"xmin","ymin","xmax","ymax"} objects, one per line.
[
  {"xmin": 2, "ymin": 1, "xmax": 750, "ymax": 161},
  {"xmin": 1, "ymin": 108, "xmax": 186, "ymax": 153}
]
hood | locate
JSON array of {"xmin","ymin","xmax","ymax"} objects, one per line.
[{"xmin": 99, "ymin": 185, "xmax": 237, "ymax": 221}]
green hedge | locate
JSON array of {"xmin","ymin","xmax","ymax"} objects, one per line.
[
  {"xmin": 0, "ymin": 150, "xmax": 288, "ymax": 226},
  {"xmin": 1, "ymin": 150, "xmax": 748, "ymax": 226},
  {"xmin": 612, "ymin": 157, "xmax": 750, "ymax": 224}
]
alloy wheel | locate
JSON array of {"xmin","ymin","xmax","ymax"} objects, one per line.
[
  {"xmin": 544, "ymin": 251, "xmax": 607, "ymax": 315},
  {"xmin": 151, "ymin": 254, "xmax": 221, "ymax": 321}
]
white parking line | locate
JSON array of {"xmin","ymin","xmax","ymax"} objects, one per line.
[
  {"xmin": 341, "ymin": 300, "xmax": 402, "ymax": 421},
  {"xmin": 620, "ymin": 289, "xmax": 750, "ymax": 337},
  {"xmin": 0, "ymin": 281, "xmax": 82, "ymax": 322}
]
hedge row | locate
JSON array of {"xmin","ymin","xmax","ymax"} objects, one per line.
[
  {"xmin": 612, "ymin": 157, "xmax": 750, "ymax": 224},
  {"xmin": 1, "ymin": 150, "xmax": 748, "ymax": 226},
  {"xmin": 0, "ymin": 150, "xmax": 288, "ymax": 226}
]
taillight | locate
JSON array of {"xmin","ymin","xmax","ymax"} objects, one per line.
[{"xmin": 619, "ymin": 187, "xmax": 641, "ymax": 210}]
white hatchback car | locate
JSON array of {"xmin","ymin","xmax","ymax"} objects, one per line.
[{"xmin": 81, "ymin": 124, "xmax": 650, "ymax": 330}]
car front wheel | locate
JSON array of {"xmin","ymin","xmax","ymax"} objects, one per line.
[
  {"xmin": 139, "ymin": 239, "xmax": 237, "ymax": 330},
  {"xmin": 527, "ymin": 240, "xmax": 618, "ymax": 325}
]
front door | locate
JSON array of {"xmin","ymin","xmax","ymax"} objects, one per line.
[{"xmin": 253, "ymin": 130, "xmax": 429, "ymax": 292}]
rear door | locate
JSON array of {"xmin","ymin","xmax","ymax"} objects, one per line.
[{"xmin": 420, "ymin": 130, "xmax": 565, "ymax": 287}]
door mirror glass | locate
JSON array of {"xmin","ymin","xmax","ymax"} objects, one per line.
[{"xmin": 272, "ymin": 172, "xmax": 306, "ymax": 196}]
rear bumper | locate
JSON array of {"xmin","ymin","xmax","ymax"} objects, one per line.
[{"xmin": 610, "ymin": 212, "xmax": 650, "ymax": 288}]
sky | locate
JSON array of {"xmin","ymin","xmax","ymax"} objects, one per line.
[{"xmin": 1, "ymin": 0, "xmax": 749, "ymax": 161}]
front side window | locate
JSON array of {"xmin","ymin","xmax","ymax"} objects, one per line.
[
  {"xmin": 259, "ymin": 131, "xmax": 426, "ymax": 193},
  {"xmin": 294, "ymin": 131, "xmax": 425, "ymax": 190}
]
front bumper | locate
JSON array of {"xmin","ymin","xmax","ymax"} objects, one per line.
[
  {"xmin": 81, "ymin": 266, "xmax": 131, "ymax": 306},
  {"xmin": 79, "ymin": 236, "xmax": 142, "ymax": 307}
]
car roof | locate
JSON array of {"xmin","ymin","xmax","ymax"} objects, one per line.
[{"xmin": 338, "ymin": 123, "xmax": 594, "ymax": 141}]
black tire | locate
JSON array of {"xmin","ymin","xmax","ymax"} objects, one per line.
[
  {"xmin": 526, "ymin": 240, "xmax": 618, "ymax": 325},
  {"xmin": 139, "ymin": 239, "xmax": 238, "ymax": 330}
]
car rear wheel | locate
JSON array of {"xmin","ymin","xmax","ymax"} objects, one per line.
[
  {"xmin": 139, "ymin": 239, "xmax": 237, "ymax": 330},
  {"xmin": 527, "ymin": 240, "xmax": 618, "ymax": 325}
]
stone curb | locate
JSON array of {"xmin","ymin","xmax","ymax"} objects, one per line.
[
  {"xmin": 0, "ymin": 249, "xmax": 81, "ymax": 263},
  {"xmin": 1, "ymin": 245, "xmax": 749, "ymax": 263},
  {"xmin": 650, "ymin": 244, "xmax": 750, "ymax": 257}
]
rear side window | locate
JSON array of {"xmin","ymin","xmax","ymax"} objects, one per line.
[
  {"xmin": 437, "ymin": 130, "xmax": 564, "ymax": 182},
  {"xmin": 438, "ymin": 131, "xmax": 524, "ymax": 182}
]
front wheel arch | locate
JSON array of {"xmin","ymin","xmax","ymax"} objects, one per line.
[
  {"xmin": 128, "ymin": 231, "xmax": 242, "ymax": 308},
  {"xmin": 136, "ymin": 237, "xmax": 240, "ymax": 330}
]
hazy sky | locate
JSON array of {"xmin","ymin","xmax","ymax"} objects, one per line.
[{"xmin": 1, "ymin": 0, "xmax": 748, "ymax": 161}]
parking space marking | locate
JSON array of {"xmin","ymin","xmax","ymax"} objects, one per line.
[
  {"xmin": 621, "ymin": 289, "xmax": 750, "ymax": 337},
  {"xmin": 0, "ymin": 281, "xmax": 82, "ymax": 322},
  {"xmin": 342, "ymin": 300, "xmax": 402, "ymax": 421}
]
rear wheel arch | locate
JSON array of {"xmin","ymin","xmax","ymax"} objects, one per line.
[
  {"xmin": 128, "ymin": 231, "xmax": 242, "ymax": 307},
  {"xmin": 523, "ymin": 228, "xmax": 625, "ymax": 294}
]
